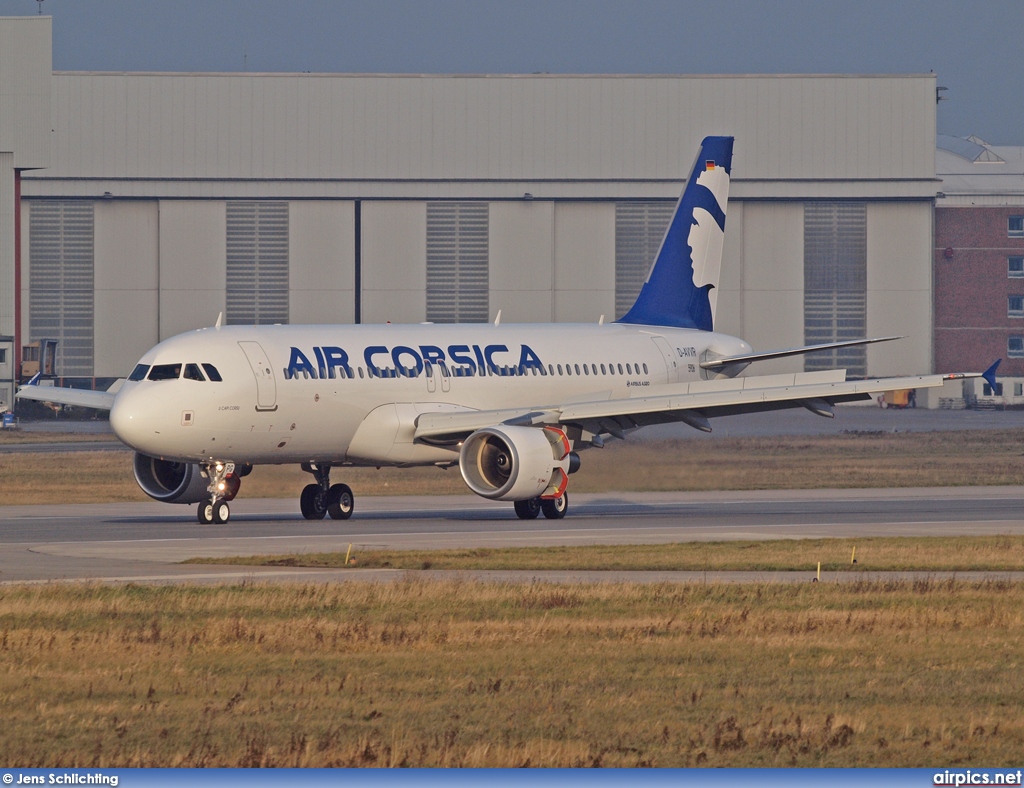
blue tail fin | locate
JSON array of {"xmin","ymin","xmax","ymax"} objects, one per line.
[{"xmin": 617, "ymin": 135, "xmax": 734, "ymax": 330}]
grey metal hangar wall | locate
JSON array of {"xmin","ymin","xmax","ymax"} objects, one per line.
[{"xmin": 15, "ymin": 67, "xmax": 939, "ymax": 380}]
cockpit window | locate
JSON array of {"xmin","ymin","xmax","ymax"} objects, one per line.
[
  {"xmin": 202, "ymin": 363, "xmax": 223, "ymax": 382},
  {"xmin": 128, "ymin": 364, "xmax": 150, "ymax": 381},
  {"xmin": 148, "ymin": 363, "xmax": 182, "ymax": 381},
  {"xmin": 183, "ymin": 363, "xmax": 206, "ymax": 381}
]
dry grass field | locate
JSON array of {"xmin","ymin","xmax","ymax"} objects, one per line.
[
  {"xmin": 3, "ymin": 428, "xmax": 1024, "ymax": 505},
  {"xmin": 186, "ymin": 535, "xmax": 1024, "ymax": 572},
  {"xmin": 0, "ymin": 579, "xmax": 1022, "ymax": 767},
  {"xmin": 0, "ymin": 430, "xmax": 114, "ymax": 445}
]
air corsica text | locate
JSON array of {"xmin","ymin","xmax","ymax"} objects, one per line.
[{"xmin": 284, "ymin": 344, "xmax": 545, "ymax": 380}]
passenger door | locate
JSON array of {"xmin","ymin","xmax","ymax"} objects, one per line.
[
  {"xmin": 650, "ymin": 336, "xmax": 680, "ymax": 384},
  {"xmin": 238, "ymin": 340, "xmax": 278, "ymax": 412}
]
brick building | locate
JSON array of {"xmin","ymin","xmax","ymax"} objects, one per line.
[{"xmin": 935, "ymin": 135, "xmax": 1024, "ymax": 403}]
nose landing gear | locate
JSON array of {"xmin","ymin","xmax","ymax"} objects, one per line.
[
  {"xmin": 197, "ymin": 461, "xmax": 238, "ymax": 524},
  {"xmin": 300, "ymin": 462, "xmax": 354, "ymax": 520}
]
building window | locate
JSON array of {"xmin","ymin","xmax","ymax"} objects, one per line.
[
  {"xmin": 1016, "ymin": 383, "xmax": 1023, "ymax": 397},
  {"xmin": 1010, "ymin": 257, "xmax": 1024, "ymax": 278},
  {"xmin": 426, "ymin": 202, "xmax": 489, "ymax": 323},
  {"xmin": 226, "ymin": 202, "xmax": 289, "ymax": 325},
  {"xmin": 1010, "ymin": 216, "xmax": 1024, "ymax": 237},
  {"xmin": 29, "ymin": 201, "xmax": 95, "ymax": 376},
  {"xmin": 804, "ymin": 202, "xmax": 868, "ymax": 377},
  {"xmin": 1010, "ymin": 296, "xmax": 1024, "ymax": 318},
  {"xmin": 1010, "ymin": 336, "xmax": 1024, "ymax": 358},
  {"xmin": 984, "ymin": 382, "xmax": 1004, "ymax": 396},
  {"xmin": 0, "ymin": 349, "xmax": 5, "ymax": 364},
  {"xmin": 615, "ymin": 202, "xmax": 674, "ymax": 319}
]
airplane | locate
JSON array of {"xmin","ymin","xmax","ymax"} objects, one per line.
[{"xmin": 17, "ymin": 136, "xmax": 998, "ymax": 525}]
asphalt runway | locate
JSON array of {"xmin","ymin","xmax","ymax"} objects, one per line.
[{"xmin": 2, "ymin": 487, "xmax": 1024, "ymax": 584}]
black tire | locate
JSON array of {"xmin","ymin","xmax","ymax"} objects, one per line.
[
  {"xmin": 541, "ymin": 493, "xmax": 568, "ymax": 520},
  {"xmin": 327, "ymin": 483, "xmax": 354, "ymax": 520},
  {"xmin": 513, "ymin": 498, "xmax": 541, "ymax": 520},
  {"xmin": 212, "ymin": 500, "xmax": 230, "ymax": 524},
  {"xmin": 300, "ymin": 483, "xmax": 328, "ymax": 520},
  {"xmin": 197, "ymin": 501, "xmax": 213, "ymax": 524}
]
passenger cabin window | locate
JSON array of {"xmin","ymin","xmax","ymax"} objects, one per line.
[
  {"xmin": 128, "ymin": 364, "xmax": 150, "ymax": 381},
  {"xmin": 148, "ymin": 363, "xmax": 182, "ymax": 381},
  {"xmin": 183, "ymin": 363, "xmax": 206, "ymax": 381},
  {"xmin": 202, "ymin": 363, "xmax": 223, "ymax": 382}
]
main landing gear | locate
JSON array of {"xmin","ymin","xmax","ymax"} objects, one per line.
[
  {"xmin": 514, "ymin": 493, "xmax": 568, "ymax": 520},
  {"xmin": 300, "ymin": 462, "xmax": 354, "ymax": 520},
  {"xmin": 196, "ymin": 461, "xmax": 241, "ymax": 524}
]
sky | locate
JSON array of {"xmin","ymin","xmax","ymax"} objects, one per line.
[{"xmin": 0, "ymin": 0, "xmax": 1021, "ymax": 144}]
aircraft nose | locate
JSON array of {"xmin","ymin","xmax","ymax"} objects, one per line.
[{"xmin": 110, "ymin": 387, "xmax": 150, "ymax": 451}]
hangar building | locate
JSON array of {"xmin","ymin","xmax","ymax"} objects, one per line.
[{"xmin": 1, "ymin": 17, "xmax": 939, "ymax": 410}]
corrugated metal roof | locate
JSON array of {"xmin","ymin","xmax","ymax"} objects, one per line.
[{"xmin": 31, "ymin": 73, "xmax": 937, "ymax": 184}]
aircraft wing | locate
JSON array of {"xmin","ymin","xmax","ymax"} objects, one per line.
[
  {"xmin": 16, "ymin": 376, "xmax": 118, "ymax": 411},
  {"xmin": 413, "ymin": 368, "xmax": 979, "ymax": 443}
]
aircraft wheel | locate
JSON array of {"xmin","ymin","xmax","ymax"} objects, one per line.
[
  {"xmin": 327, "ymin": 483, "xmax": 354, "ymax": 520},
  {"xmin": 541, "ymin": 493, "xmax": 568, "ymax": 520},
  {"xmin": 513, "ymin": 498, "xmax": 541, "ymax": 520},
  {"xmin": 300, "ymin": 483, "xmax": 328, "ymax": 520},
  {"xmin": 212, "ymin": 499, "xmax": 231, "ymax": 524},
  {"xmin": 197, "ymin": 501, "xmax": 214, "ymax": 524}
]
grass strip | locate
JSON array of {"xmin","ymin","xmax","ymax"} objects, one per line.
[
  {"xmin": 0, "ymin": 579, "xmax": 1022, "ymax": 766},
  {"xmin": 5, "ymin": 428, "xmax": 1024, "ymax": 505},
  {"xmin": 0, "ymin": 429, "xmax": 116, "ymax": 445},
  {"xmin": 183, "ymin": 535, "xmax": 1024, "ymax": 572}
]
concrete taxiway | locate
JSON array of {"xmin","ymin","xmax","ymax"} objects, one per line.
[{"xmin": 1, "ymin": 487, "xmax": 1023, "ymax": 584}]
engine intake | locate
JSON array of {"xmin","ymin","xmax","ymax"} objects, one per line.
[
  {"xmin": 132, "ymin": 453, "xmax": 210, "ymax": 504},
  {"xmin": 459, "ymin": 425, "xmax": 571, "ymax": 501}
]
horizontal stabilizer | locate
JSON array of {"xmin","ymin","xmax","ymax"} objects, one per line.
[{"xmin": 700, "ymin": 336, "xmax": 904, "ymax": 370}]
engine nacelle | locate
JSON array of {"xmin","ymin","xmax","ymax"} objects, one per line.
[
  {"xmin": 459, "ymin": 425, "xmax": 571, "ymax": 501},
  {"xmin": 132, "ymin": 453, "xmax": 210, "ymax": 504}
]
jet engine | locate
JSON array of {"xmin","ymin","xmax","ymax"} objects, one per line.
[
  {"xmin": 132, "ymin": 453, "xmax": 211, "ymax": 504},
  {"xmin": 459, "ymin": 425, "xmax": 572, "ymax": 501}
]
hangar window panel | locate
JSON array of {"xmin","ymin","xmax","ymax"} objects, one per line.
[
  {"xmin": 226, "ymin": 202, "xmax": 289, "ymax": 325},
  {"xmin": 28, "ymin": 201, "xmax": 94, "ymax": 377},
  {"xmin": 803, "ymin": 202, "xmax": 868, "ymax": 377},
  {"xmin": 426, "ymin": 202, "xmax": 489, "ymax": 323},
  {"xmin": 615, "ymin": 202, "xmax": 674, "ymax": 319}
]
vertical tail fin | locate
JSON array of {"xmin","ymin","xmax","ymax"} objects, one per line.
[{"xmin": 617, "ymin": 135, "xmax": 733, "ymax": 330}]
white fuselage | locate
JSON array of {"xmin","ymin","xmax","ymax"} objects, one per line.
[{"xmin": 109, "ymin": 322, "xmax": 750, "ymax": 466}]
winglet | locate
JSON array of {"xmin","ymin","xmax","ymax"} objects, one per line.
[
  {"xmin": 982, "ymin": 359, "xmax": 1001, "ymax": 391},
  {"xmin": 215, "ymin": 312, "xmax": 223, "ymax": 329},
  {"xmin": 23, "ymin": 372, "xmax": 41, "ymax": 387}
]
